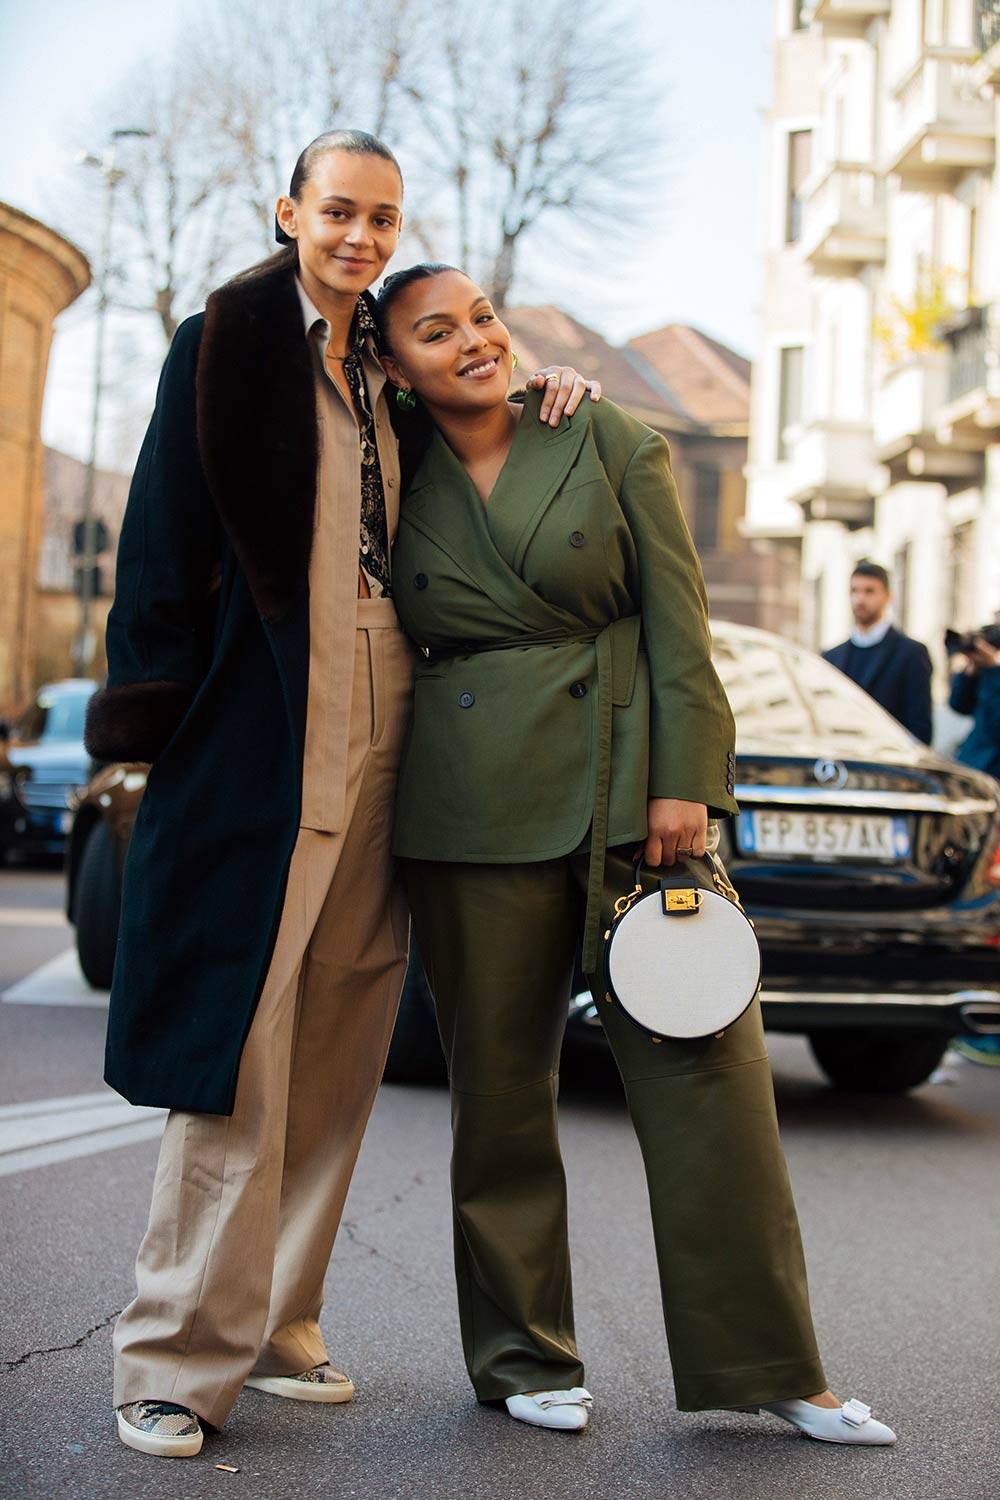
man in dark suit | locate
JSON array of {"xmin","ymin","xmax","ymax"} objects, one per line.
[{"xmin": 823, "ymin": 560, "xmax": 933, "ymax": 744}]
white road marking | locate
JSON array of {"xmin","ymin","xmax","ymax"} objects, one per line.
[
  {"xmin": 0, "ymin": 1089, "xmax": 165, "ymax": 1177},
  {"xmin": 1, "ymin": 949, "xmax": 109, "ymax": 1008},
  {"xmin": 0, "ymin": 910, "xmax": 70, "ymax": 927}
]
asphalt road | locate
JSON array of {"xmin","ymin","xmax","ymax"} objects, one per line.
[{"xmin": 1, "ymin": 863, "xmax": 998, "ymax": 1500}]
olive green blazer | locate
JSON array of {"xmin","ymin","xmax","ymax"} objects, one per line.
[{"xmin": 391, "ymin": 389, "xmax": 738, "ymax": 958}]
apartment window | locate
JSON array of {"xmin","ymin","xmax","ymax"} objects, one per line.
[
  {"xmin": 777, "ymin": 345, "xmax": 805, "ymax": 461},
  {"xmin": 785, "ymin": 130, "xmax": 812, "ymax": 243},
  {"xmin": 692, "ymin": 465, "xmax": 722, "ymax": 552}
]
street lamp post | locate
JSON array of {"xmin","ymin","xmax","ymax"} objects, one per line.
[{"xmin": 73, "ymin": 127, "xmax": 151, "ymax": 674}]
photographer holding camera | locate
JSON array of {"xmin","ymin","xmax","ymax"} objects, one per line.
[{"xmin": 947, "ymin": 618, "xmax": 1000, "ymax": 780}]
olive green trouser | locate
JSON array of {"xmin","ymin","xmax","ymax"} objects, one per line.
[{"xmin": 401, "ymin": 846, "xmax": 826, "ymax": 1411}]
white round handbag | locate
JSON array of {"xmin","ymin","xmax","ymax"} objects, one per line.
[{"xmin": 602, "ymin": 854, "xmax": 761, "ymax": 1041}]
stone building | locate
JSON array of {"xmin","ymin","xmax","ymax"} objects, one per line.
[
  {"xmin": 0, "ymin": 202, "xmax": 90, "ymax": 715},
  {"xmin": 35, "ymin": 448, "xmax": 129, "ymax": 686}
]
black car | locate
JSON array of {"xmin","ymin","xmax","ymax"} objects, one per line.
[
  {"xmin": 0, "ymin": 679, "xmax": 97, "ymax": 861},
  {"xmin": 386, "ymin": 622, "xmax": 1000, "ymax": 1093}
]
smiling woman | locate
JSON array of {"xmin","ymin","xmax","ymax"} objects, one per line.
[
  {"xmin": 369, "ymin": 259, "xmax": 899, "ymax": 1448},
  {"xmin": 274, "ymin": 129, "xmax": 404, "ymax": 362}
]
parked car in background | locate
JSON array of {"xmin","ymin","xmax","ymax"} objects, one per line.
[
  {"xmin": 0, "ymin": 679, "xmax": 97, "ymax": 862},
  {"xmin": 68, "ymin": 623, "xmax": 1000, "ymax": 1093}
]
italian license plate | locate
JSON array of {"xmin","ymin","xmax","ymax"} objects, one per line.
[{"xmin": 736, "ymin": 810, "xmax": 910, "ymax": 860}]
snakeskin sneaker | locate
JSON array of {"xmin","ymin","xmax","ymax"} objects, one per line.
[
  {"xmin": 244, "ymin": 1363, "xmax": 355, "ymax": 1403},
  {"xmin": 116, "ymin": 1399, "xmax": 204, "ymax": 1458}
]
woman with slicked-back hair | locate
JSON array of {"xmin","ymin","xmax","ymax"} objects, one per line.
[{"xmin": 85, "ymin": 129, "xmax": 597, "ymax": 1460}]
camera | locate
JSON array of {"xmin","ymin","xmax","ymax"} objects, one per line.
[{"xmin": 944, "ymin": 624, "xmax": 1000, "ymax": 655}]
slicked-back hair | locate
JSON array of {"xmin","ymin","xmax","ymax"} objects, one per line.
[{"xmin": 274, "ymin": 129, "xmax": 403, "ymax": 245}]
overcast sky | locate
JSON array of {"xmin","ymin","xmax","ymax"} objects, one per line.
[{"xmin": 0, "ymin": 0, "xmax": 773, "ymax": 467}]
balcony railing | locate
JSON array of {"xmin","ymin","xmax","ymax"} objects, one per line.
[
  {"xmin": 973, "ymin": 1, "xmax": 1000, "ymax": 90},
  {"xmin": 801, "ymin": 164, "xmax": 886, "ymax": 274},
  {"xmin": 978, "ymin": 1, "xmax": 1000, "ymax": 55},
  {"xmin": 947, "ymin": 308, "xmax": 990, "ymax": 403},
  {"xmin": 936, "ymin": 305, "xmax": 1000, "ymax": 445},
  {"xmin": 885, "ymin": 49, "xmax": 995, "ymax": 186}
]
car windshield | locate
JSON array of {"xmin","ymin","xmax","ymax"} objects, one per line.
[
  {"xmin": 15, "ymin": 686, "xmax": 94, "ymax": 744},
  {"xmin": 711, "ymin": 632, "xmax": 917, "ymax": 756}
]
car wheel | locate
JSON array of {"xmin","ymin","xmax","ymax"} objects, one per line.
[
  {"xmin": 808, "ymin": 1029, "xmax": 949, "ymax": 1094},
  {"xmin": 75, "ymin": 821, "xmax": 122, "ymax": 990},
  {"xmin": 383, "ymin": 947, "xmax": 446, "ymax": 1084}
]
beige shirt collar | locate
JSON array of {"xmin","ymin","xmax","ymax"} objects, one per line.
[{"xmin": 295, "ymin": 277, "xmax": 385, "ymax": 398}]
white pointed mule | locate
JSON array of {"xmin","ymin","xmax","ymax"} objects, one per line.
[
  {"xmin": 505, "ymin": 1388, "xmax": 593, "ymax": 1432},
  {"xmin": 741, "ymin": 1396, "xmax": 896, "ymax": 1446}
]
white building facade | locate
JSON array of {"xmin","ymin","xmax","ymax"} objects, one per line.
[{"xmin": 746, "ymin": 0, "xmax": 1000, "ymax": 687}]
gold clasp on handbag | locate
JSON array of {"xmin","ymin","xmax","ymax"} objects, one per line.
[
  {"xmin": 662, "ymin": 887, "xmax": 702, "ymax": 914},
  {"xmin": 613, "ymin": 882, "xmax": 643, "ymax": 919}
]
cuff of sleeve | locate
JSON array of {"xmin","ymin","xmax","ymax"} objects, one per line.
[
  {"xmin": 84, "ymin": 680, "xmax": 197, "ymax": 763},
  {"xmin": 649, "ymin": 746, "xmax": 739, "ymax": 818}
]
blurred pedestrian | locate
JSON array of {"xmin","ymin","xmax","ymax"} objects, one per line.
[
  {"xmin": 84, "ymin": 130, "xmax": 596, "ymax": 1461},
  {"xmin": 375, "ymin": 263, "xmax": 897, "ymax": 1449},
  {"xmin": 823, "ymin": 560, "xmax": 933, "ymax": 743}
]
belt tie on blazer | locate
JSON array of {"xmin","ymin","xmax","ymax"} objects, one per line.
[{"xmin": 428, "ymin": 614, "xmax": 642, "ymax": 973}]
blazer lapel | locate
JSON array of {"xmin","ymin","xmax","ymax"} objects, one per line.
[
  {"xmin": 404, "ymin": 429, "xmax": 583, "ymax": 636},
  {"xmin": 487, "ymin": 396, "xmax": 590, "ymax": 573}
]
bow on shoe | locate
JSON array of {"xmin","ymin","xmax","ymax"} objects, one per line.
[
  {"xmin": 840, "ymin": 1399, "xmax": 872, "ymax": 1428},
  {"xmin": 535, "ymin": 1388, "xmax": 593, "ymax": 1410}
]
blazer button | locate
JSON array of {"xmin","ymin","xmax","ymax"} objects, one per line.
[
  {"xmin": 414, "ymin": 573, "xmax": 428, "ymax": 589},
  {"xmin": 569, "ymin": 681, "xmax": 588, "ymax": 698},
  {"xmin": 458, "ymin": 692, "xmax": 475, "ymax": 708},
  {"xmin": 569, "ymin": 530, "xmax": 586, "ymax": 548}
]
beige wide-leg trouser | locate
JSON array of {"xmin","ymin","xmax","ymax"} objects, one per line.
[{"xmin": 113, "ymin": 600, "xmax": 414, "ymax": 1428}]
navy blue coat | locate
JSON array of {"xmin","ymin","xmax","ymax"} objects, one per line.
[
  {"xmin": 823, "ymin": 626, "xmax": 933, "ymax": 745},
  {"xmin": 84, "ymin": 260, "xmax": 402, "ymax": 1114},
  {"xmin": 949, "ymin": 668, "xmax": 1000, "ymax": 780}
]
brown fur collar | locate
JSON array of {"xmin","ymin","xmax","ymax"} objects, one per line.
[
  {"xmin": 196, "ymin": 260, "xmax": 421, "ymax": 622},
  {"xmin": 196, "ymin": 259, "xmax": 379, "ymax": 624},
  {"xmin": 197, "ymin": 260, "xmax": 316, "ymax": 623}
]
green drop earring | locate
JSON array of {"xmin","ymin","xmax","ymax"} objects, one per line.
[
  {"xmin": 395, "ymin": 387, "xmax": 417, "ymax": 411},
  {"xmin": 511, "ymin": 351, "xmax": 519, "ymax": 370}
]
